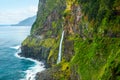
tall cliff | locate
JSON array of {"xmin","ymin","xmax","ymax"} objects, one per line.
[{"xmin": 20, "ymin": 0, "xmax": 120, "ymax": 80}]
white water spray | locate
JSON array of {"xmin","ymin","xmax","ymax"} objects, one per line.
[
  {"xmin": 57, "ymin": 31, "xmax": 64, "ymax": 64},
  {"xmin": 13, "ymin": 46, "xmax": 45, "ymax": 80}
]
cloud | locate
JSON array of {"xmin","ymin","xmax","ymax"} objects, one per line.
[
  {"xmin": 0, "ymin": 6, "xmax": 38, "ymax": 24},
  {"xmin": 28, "ymin": 6, "xmax": 38, "ymax": 13}
]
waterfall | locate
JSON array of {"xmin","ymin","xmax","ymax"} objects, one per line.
[{"xmin": 57, "ymin": 31, "xmax": 64, "ymax": 64}]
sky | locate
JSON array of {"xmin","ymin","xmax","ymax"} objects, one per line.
[{"xmin": 0, "ymin": 0, "xmax": 39, "ymax": 24}]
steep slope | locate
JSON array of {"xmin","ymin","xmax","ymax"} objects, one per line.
[
  {"xmin": 20, "ymin": 0, "xmax": 120, "ymax": 80},
  {"xmin": 12, "ymin": 15, "xmax": 36, "ymax": 26}
]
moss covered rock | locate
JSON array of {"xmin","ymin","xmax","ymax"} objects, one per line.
[{"xmin": 20, "ymin": 0, "xmax": 120, "ymax": 80}]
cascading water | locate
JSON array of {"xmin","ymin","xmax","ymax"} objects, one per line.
[{"xmin": 57, "ymin": 31, "xmax": 64, "ymax": 64}]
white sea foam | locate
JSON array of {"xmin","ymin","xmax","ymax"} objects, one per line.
[
  {"xmin": 10, "ymin": 45, "xmax": 21, "ymax": 50},
  {"xmin": 15, "ymin": 50, "xmax": 45, "ymax": 80},
  {"xmin": 24, "ymin": 62, "xmax": 45, "ymax": 80}
]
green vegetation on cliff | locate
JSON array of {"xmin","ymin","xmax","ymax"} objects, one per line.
[
  {"xmin": 72, "ymin": 38, "xmax": 120, "ymax": 80},
  {"xmin": 70, "ymin": 0, "xmax": 120, "ymax": 79},
  {"xmin": 31, "ymin": 0, "xmax": 65, "ymax": 34},
  {"xmin": 78, "ymin": 0, "xmax": 120, "ymax": 37},
  {"xmin": 21, "ymin": 0, "xmax": 120, "ymax": 80}
]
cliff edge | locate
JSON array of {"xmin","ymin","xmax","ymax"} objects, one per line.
[{"xmin": 20, "ymin": 0, "xmax": 120, "ymax": 80}]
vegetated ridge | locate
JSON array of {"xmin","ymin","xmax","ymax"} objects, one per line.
[{"xmin": 20, "ymin": 0, "xmax": 120, "ymax": 80}]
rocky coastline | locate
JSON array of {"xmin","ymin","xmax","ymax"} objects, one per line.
[{"xmin": 20, "ymin": 0, "xmax": 120, "ymax": 80}]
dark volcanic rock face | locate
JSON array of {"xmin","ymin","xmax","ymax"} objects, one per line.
[
  {"xmin": 36, "ymin": 69, "xmax": 54, "ymax": 80},
  {"xmin": 19, "ymin": 45, "xmax": 50, "ymax": 67},
  {"xmin": 20, "ymin": 46, "xmax": 50, "ymax": 60}
]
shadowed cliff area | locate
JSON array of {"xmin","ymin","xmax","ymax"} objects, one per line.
[{"xmin": 20, "ymin": 0, "xmax": 120, "ymax": 80}]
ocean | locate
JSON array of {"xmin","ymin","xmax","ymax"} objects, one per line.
[{"xmin": 0, "ymin": 26, "xmax": 45, "ymax": 80}]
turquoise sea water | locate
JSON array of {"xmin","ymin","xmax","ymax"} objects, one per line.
[{"xmin": 0, "ymin": 26, "xmax": 45, "ymax": 80}]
